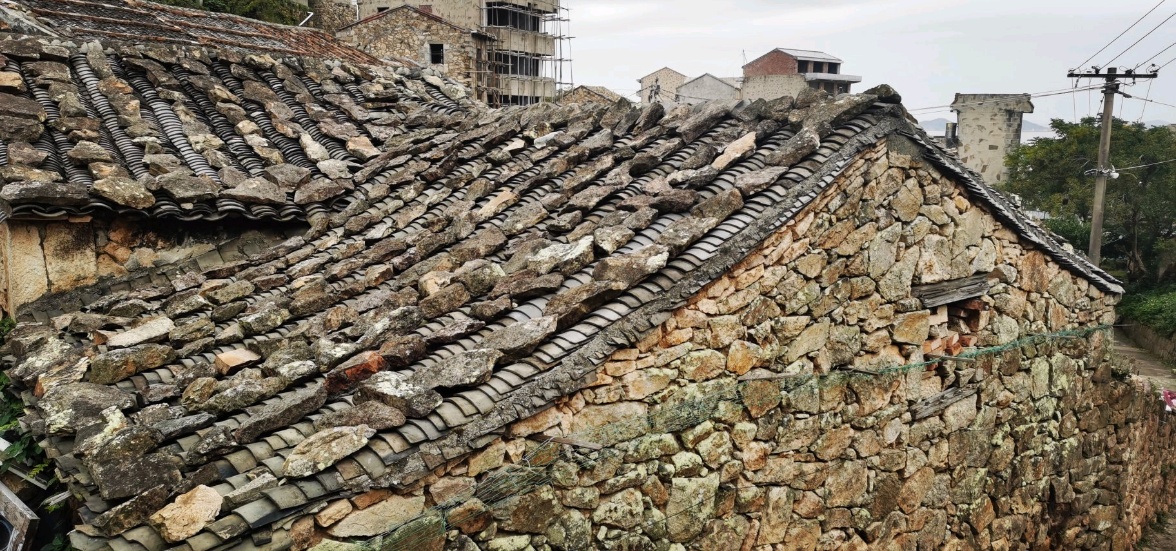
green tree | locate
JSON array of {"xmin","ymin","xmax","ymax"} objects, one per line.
[{"xmin": 1005, "ymin": 117, "xmax": 1176, "ymax": 283}]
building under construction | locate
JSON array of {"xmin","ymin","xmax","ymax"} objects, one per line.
[{"xmin": 327, "ymin": 0, "xmax": 571, "ymax": 106}]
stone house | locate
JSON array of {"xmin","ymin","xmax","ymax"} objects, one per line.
[
  {"xmin": 3, "ymin": 4, "xmax": 1176, "ymax": 550},
  {"xmin": 675, "ymin": 73, "xmax": 741, "ymax": 105},
  {"xmin": 638, "ymin": 67, "xmax": 687, "ymax": 105},
  {"xmin": 557, "ymin": 85, "xmax": 626, "ymax": 106},
  {"xmin": 336, "ymin": 5, "xmax": 490, "ymax": 101},
  {"xmin": 327, "ymin": 0, "xmax": 564, "ymax": 106}
]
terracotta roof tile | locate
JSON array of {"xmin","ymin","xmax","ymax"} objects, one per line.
[{"xmin": 5, "ymin": 78, "xmax": 1124, "ymax": 549}]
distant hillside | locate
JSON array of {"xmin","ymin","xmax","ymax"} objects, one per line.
[
  {"xmin": 918, "ymin": 118, "xmax": 952, "ymax": 132},
  {"xmin": 1022, "ymin": 120, "xmax": 1049, "ymax": 132}
]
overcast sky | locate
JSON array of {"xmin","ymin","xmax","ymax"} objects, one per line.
[{"xmin": 561, "ymin": 0, "xmax": 1176, "ymax": 126}]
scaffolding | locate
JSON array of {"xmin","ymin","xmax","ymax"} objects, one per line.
[{"xmin": 476, "ymin": 0, "xmax": 572, "ymax": 107}]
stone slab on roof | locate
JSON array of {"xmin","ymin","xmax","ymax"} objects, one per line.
[
  {"xmin": 5, "ymin": 84, "xmax": 1123, "ymax": 550},
  {"xmin": 0, "ymin": 30, "xmax": 474, "ymax": 223},
  {"xmin": 4, "ymin": 0, "xmax": 379, "ymax": 64},
  {"xmin": 582, "ymin": 85, "xmax": 624, "ymax": 103}
]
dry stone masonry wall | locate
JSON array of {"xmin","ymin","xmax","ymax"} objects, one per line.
[{"xmin": 305, "ymin": 143, "xmax": 1176, "ymax": 550}]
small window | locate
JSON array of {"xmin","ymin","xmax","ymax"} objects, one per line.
[
  {"xmin": 430, "ymin": 44, "xmax": 444, "ymax": 64},
  {"xmin": 376, "ymin": 6, "xmax": 388, "ymax": 11}
]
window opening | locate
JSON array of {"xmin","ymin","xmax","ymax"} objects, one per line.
[{"xmin": 430, "ymin": 44, "xmax": 445, "ymax": 64}]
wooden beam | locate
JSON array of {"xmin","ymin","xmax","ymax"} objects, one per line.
[
  {"xmin": 910, "ymin": 384, "xmax": 978, "ymax": 421},
  {"xmin": 911, "ymin": 273, "xmax": 993, "ymax": 308}
]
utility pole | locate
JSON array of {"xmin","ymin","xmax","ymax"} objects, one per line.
[{"xmin": 1067, "ymin": 66, "xmax": 1158, "ymax": 266}]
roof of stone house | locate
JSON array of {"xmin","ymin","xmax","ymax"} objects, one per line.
[
  {"xmin": 747, "ymin": 48, "xmax": 842, "ymax": 69},
  {"xmin": 0, "ymin": 27, "xmax": 474, "ymax": 224},
  {"xmin": 637, "ymin": 66, "xmax": 686, "ymax": 82},
  {"xmin": 573, "ymin": 85, "xmax": 624, "ymax": 103},
  {"xmin": 0, "ymin": 0, "xmax": 379, "ymax": 65},
  {"xmin": 679, "ymin": 73, "xmax": 740, "ymax": 91},
  {"xmin": 5, "ymin": 83, "xmax": 1124, "ymax": 549},
  {"xmin": 337, "ymin": 4, "xmax": 480, "ymax": 35}
]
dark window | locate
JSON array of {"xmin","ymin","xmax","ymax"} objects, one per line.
[
  {"xmin": 797, "ymin": 60, "xmax": 809, "ymax": 73},
  {"xmin": 430, "ymin": 44, "xmax": 444, "ymax": 64},
  {"xmin": 812, "ymin": 62, "xmax": 824, "ymax": 73},
  {"xmin": 493, "ymin": 52, "xmax": 541, "ymax": 76},
  {"xmin": 828, "ymin": 63, "xmax": 840, "ymax": 74},
  {"xmin": 377, "ymin": 6, "xmax": 388, "ymax": 11},
  {"xmin": 486, "ymin": 2, "xmax": 541, "ymax": 31}
]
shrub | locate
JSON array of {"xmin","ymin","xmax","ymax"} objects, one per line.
[{"xmin": 1120, "ymin": 286, "xmax": 1176, "ymax": 337}]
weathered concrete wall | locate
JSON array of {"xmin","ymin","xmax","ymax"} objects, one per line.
[
  {"xmin": 951, "ymin": 94, "xmax": 1034, "ymax": 187},
  {"xmin": 744, "ymin": 50, "xmax": 798, "ymax": 78},
  {"xmin": 298, "ymin": 141, "xmax": 1175, "ymax": 551},
  {"xmin": 336, "ymin": 7, "xmax": 478, "ymax": 94},
  {"xmin": 676, "ymin": 75, "xmax": 739, "ymax": 105},
  {"xmin": 741, "ymin": 74, "xmax": 809, "ymax": 103},
  {"xmin": 4, "ymin": 219, "xmax": 300, "ymax": 320},
  {"xmin": 639, "ymin": 68, "xmax": 686, "ymax": 105}
]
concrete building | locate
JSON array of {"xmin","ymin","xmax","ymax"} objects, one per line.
[
  {"xmin": 637, "ymin": 67, "xmax": 688, "ymax": 104},
  {"xmin": 951, "ymin": 93, "xmax": 1035, "ymax": 186},
  {"xmin": 325, "ymin": 0, "xmax": 568, "ymax": 106},
  {"xmin": 675, "ymin": 73, "xmax": 740, "ymax": 105},
  {"xmin": 742, "ymin": 48, "xmax": 863, "ymax": 101},
  {"xmin": 639, "ymin": 48, "xmax": 861, "ymax": 106}
]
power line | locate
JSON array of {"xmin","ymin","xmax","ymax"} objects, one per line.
[
  {"xmin": 1137, "ymin": 79, "xmax": 1155, "ymax": 122},
  {"xmin": 1120, "ymin": 158, "xmax": 1176, "ymax": 170},
  {"xmin": 1076, "ymin": 0, "xmax": 1167, "ymax": 69},
  {"xmin": 1103, "ymin": 9, "xmax": 1176, "ymax": 67},
  {"xmin": 906, "ymin": 85, "xmax": 1106, "ymax": 113},
  {"xmin": 1124, "ymin": 94, "xmax": 1176, "ymax": 109},
  {"xmin": 1137, "ymin": 39, "xmax": 1176, "ymax": 68}
]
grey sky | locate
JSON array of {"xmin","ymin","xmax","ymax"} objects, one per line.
[{"xmin": 562, "ymin": 0, "xmax": 1176, "ymax": 126}]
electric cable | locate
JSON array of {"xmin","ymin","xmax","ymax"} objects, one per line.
[
  {"xmin": 1075, "ymin": 0, "xmax": 1167, "ymax": 69},
  {"xmin": 1103, "ymin": 9, "xmax": 1176, "ymax": 67}
]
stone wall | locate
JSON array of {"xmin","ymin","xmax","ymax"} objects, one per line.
[
  {"xmin": 950, "ymin": 94, "xmax": 1034, "ymax": 187},
  {"xmin": 1122, "ymin": 321, "xmax": 1176, "ymax": 365},
  {"xmin": 639, "ymin": 68, "xmax": 687, "ymax": 105},
  {"xmin": 299, "ymin": 140, "xmax": 1176, "ymax": 551},
  {"xmin": 336, "ymin": 8, "xmax": 477, "ymax": 94},
  {"xmin": 2, "ymin": 218, "xmax": 299, "ymax": 320},
  {"xmin": 309, "ymin": 0, "xmax": 357, "ymax": 35},
  {"xmin": 741, "ymin": 75, "xmax": 809, "ymax": 103},
  {"xmin": 676, "ymin": 75, "xmax": 740, "ymax": 105}
]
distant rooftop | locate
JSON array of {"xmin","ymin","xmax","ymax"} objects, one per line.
[{"xmin": 774, "ymin": 48, "xmax": 842, "ymax": 63}]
